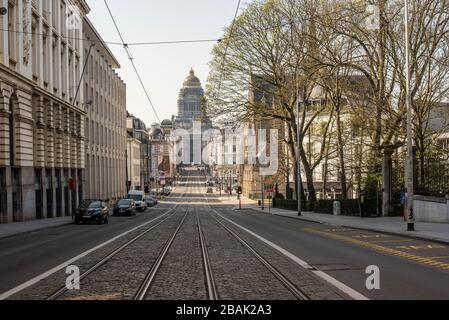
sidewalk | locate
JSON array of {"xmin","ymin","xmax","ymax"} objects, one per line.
[
  {"xmin": 220, "ymin": 194, "xmax": 449, "ymax": 244},
  {"xmin": 0, "ymin": 216, "xmax": 73, "ymax": 240}
]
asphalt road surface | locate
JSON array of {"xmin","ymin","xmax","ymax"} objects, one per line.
[{"xmin": 1, "ymin": 171, "xmax": 448, "ymax": 300}]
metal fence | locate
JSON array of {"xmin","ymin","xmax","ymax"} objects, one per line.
[
  {"xmin": 416, "ymin": 157, "xmax": 449, "ymax": 197},
  {"xmin": 392, "ymin": 160, "xmax": 405, "ymax": 215}
]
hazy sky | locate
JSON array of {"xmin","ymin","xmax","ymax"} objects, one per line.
[{"xmin": 87, "ymin": 0, "xmax": 242, "ymax": 126}]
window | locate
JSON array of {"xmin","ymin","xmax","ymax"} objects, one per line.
[
  {"xmin": 31, "ymin": 16, "xmax": 39, "ymax": 79},
  {"xmin": 52, "ymin": 0, "xmax": 58, "ymax": 27},
  {"xmin": 61, "ymin": 45, "xmax": 67, "ymax": 95},
  {"xmin": 8, "ymin": 3, "xmax": 17, "ymax": 62},
  {"xmin": 43, "ymin": 28, "xmax": 49, "ymax": 83}
]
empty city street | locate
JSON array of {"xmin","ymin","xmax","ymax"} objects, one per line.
[{"xmin": 0, "ymin": 171, "xmax": 448, "ymax": 301}]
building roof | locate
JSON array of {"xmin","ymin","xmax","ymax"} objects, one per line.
[
  {"xmin": 83, "ymin": 17, "xmax": 121, "ymax": 69},
  {"xmin": 149, "ymin": 127, "xmax": 164, "ymax": 138},
  {"xmin": 161, "ymin": 119, "xmax": 173, "ymax": 126},
  {"xmin": 183, "ymin": 68, "xmax": 202, "ymax": 87}
]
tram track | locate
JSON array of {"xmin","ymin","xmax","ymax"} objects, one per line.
[
  {"xmin": 45, "ymin": 173, "xmax": 194, "ymax": 300},
  {"xmin": 201, "ymin": 186, "xmax": 310, "ymax": 300}
]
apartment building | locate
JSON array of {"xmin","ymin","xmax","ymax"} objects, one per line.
[
  {"xmin": 0, "ymin": 0, "xmax": 90, "ymax": 222},
  {"xmin": 127, "ymin": 113, "xmax": 150, "ymax": 192},
  {"xmin": 83, "ymin": 18, "xmax": 127, "ymax": 202}
]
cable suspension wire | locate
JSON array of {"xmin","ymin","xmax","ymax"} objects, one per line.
[
  {"xmin": 103, "ymin": 0, "xmax": 161, "ymax": 123},
  {"xmin": 1, "ymin": 28, "xmax": 220, "ymax": 46},
  {"xmin": 0, "ymin": 28, "xmax": 123, "ymax": 45},
  {"xmin": 126, "ymin": 39, "xmax": 220, "ymax": 46},
  {"xmin": 216, "ymin": 0, "xmax": 242, "ymax": 97}
]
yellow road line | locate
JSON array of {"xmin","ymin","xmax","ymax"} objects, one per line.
[
  {"xmin": 368, "ymin": 239, "xmax": 414, "ymax": 244},
  {"xmin": 304, "ymin": 228, "xmax": 449, "ymax": 272},
  {"xmin": 427, "ymin": 256, "xmax": 449, "ymax": 260}
]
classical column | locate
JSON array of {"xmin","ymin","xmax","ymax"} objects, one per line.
[
  {"xmin": 34, "ymin": 95, "xmax": 46, "ymax": 168},
  {"xmin": 45, "ymin": 101, "xmax": 54, "ymax": 167}
]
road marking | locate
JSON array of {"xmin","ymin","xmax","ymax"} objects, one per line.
[
  {"xmin": 427, "ymin": 256, "xmax": 449, "ymax": 260},
  {"xmin": 325, "ymin": 228, "xmax": 353, "ymax": 232},
  {"xmin": 396, "ymin": 244, "xmax": 446, "ymax": 251},
  {"xmin": 369, "ymin": 239, "xmax": 414, "ymax": 244},
  {"xmin": 353, "ymin": 234, "xmax": 389, "ymax": 239},
  {"xmin": 215, "ymin": 213, "xmax": 369, "ymax": 301},
  {"xmin": 0, "ymin": 208, "xmax": 176, "ymax": 300},
  {"xmin": 305, "ymin": 228, "xmax": 449, "ymax": 272}
]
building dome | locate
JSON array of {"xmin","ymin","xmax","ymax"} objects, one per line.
[
  {"xmin": 149, "ymin": 127, "xmax": 163, "ymax": 139},
  {"xmin": 161, "ymin": 119, "xmax": 173, "ymax": 126},
  {"xmin": 183, "ymin": 68, "xmax": 201, "ymax": 87}
]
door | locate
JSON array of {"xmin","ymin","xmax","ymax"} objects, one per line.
[
  {"xmin": 0, "ymin": 168, "xmax": 6, "ymax": 223},
  {"xmin": 12, "ymin": 168, "xmax": 21, "ymax": 222},
  {"xmin": 35, "ymin": 170, "xmax": 43, "ymax": 219},
  {"xmin": 46, "ymin": 170, "xmax": 53, "ymax": 217}
]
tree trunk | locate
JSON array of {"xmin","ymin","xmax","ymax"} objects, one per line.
[
  {"xmin": 336, "ymin": 108, "xmax": 348, "ymax": 199},
  {"xmin": 299, "ymin": 144, "xmax": 317, "ymax": 209}
]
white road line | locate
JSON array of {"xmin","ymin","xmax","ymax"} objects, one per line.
[
  {"xmin": 0, "ymin": 208, "xmax": 175, "ymax": 300},
  {"xmin": 215, "ymin": 212, "xmax": 369, "ymax": 301}
]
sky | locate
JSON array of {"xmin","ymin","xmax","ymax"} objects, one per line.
[{"xmin": 87, "ymin": 0, "xmax": 243, "ymax": 126}]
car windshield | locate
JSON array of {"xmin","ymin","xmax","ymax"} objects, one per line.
[
  {"xmin": 88, "ymin": 201, "xmax": 102, "ymax": 209},
  {"xmin": 118, "ymin": 200, "xmax": 131, "ymax": 206},
  {"xmin": 129, "ymin": 195, "xmax": 142, "ymax": 201}
]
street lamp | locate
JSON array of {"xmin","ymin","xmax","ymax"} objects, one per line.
[
  {"xmin": 296, "ymin": 84, "xmax": 302, "ymax": 216},
  {"xmin": 404, "ymin": 0, "xmax": 415, "ymax": 231}
]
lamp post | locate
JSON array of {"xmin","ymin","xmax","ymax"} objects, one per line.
[
  {"xmin": 404, "ymin": 0, "xmax": 415, "ymax": 231},
  {"xmin": 296, "ymin": 85, "xmax": 302, "ymax": 216}
]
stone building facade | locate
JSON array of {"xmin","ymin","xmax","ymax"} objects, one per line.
[
  {"xmin": 150, "ymin": 120, "xmax": 174, "ymax": 187},
  {"xmin": 83, "ymin": 18, "xmax": 127, "ymax": 202},
  {"xmin": 173, "ymin": 68, "xmax": 212, "ymax": 165},
  {"xmin": 126, "ymin": 134, "xmax": 141, "ymax": 192},
  {"xmin": 0, "ymin": 0, "xmax": 90, "ymax": 223},
  {"xmin": 127, "ymin": 113, "xmax": 150, "ymax": 192}
]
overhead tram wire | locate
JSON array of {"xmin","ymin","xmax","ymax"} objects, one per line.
[
  {"xmin": 1, "ymin": 28, "xmax": 221, "ymax": 46},
  {"xmin": 103, "ymin": 0, "xmax": 162, "ymax": 123},
  {"xmin": 216, "ymin": 0, "xmax": 242, "ymax": 97},
  {"xmin": 1, "ymin": 21, "xmax": 313, "ymax": 49}
]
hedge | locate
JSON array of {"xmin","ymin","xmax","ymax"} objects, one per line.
[{"xmin": 274, "ymin": 199, "xmax": 362, "ymax": 216}]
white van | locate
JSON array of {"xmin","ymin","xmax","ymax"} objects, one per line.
[{"xmin": 128, "ymin": 190, "xmax": 147, "ymax": 212}]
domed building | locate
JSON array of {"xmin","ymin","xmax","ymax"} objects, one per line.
[
  {"xmin": 160, "ymin": 119, "xmax": 174, "ymax": 136},
  {"xmin": 175, "ymin": 68, "xmax": 210, "ymax": 125},
  {"xmin": 173, "ymin": 69, "xmax": 212, "ymax": 165}
]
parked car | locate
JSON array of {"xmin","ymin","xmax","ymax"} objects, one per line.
[
  {"xmin": 207, "ymin": 187, "xmax": 214, "ymax": 194},
  {"xmin": 75, "ymin": 200, "xmax": 109, "ymax": 224},
  {"xmin": 159, "ymin": 188, "xmax": 170, "ymax": 196},
  {"xmin": 152, "ymin": 195, "xmax": 159, "ymax": 205},
  {"xmin": 128, "ymin": 190, "xmax": 147, "ymax": 212},
  {"xmin": 113, "ymin": 199, "xmax": 136, "ymax": 216},
  {"xmin": 144, "ymin": 195, "xmax": 156, "ymax": 207}
]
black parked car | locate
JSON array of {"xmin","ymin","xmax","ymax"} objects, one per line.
[
  {"xmin": 113, "ymin": 199, "xmax": 136, "ymax": 216},
  {"xmin": 75, "ymin": 200, "xmax": 109, "ymax": 225}
]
